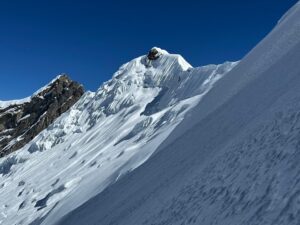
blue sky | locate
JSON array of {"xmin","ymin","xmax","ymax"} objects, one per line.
[{"xmin": 0, "ymin": 0, "xmax": 298, "ymax": 100}]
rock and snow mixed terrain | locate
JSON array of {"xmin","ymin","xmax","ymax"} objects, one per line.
[
  {"xmin": 0, "ymin": 47, "xmax": 236, "ymax": 225},
  {"xmin": 0, "ymin": 75, "xmax": 84, "ymax": 157},
  {"xmin": 1, "ymin": 1, "xmax": 300, "ymax": 224},
  {"xmin": 50, "ymin": 2, "xmax": 300, "ymax": 225}
]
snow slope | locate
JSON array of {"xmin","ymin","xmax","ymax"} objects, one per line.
[
  {"xmin": 0, "ymin": 48, "xmax": 236, "ymax": 225},
  {"xmin": 52, "ymin": 2, "xmax": 300, "ymax": 225}
]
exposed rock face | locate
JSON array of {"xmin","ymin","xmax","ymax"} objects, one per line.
[
  {"xmin": 147, "ymin": 48, "xmax": 162, "ymax": 60},
  {"xmin": 0, "ymin": 75, "xmax": 84, "ymax": 157}
]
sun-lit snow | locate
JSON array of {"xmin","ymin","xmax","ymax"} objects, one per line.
[
  {"xmin": 0, "ymin": 49, "xmax": 236, "ymax": 225},
  {"xmin": 2, "ymin": 2, "xmax": 299, "ymax": 224},
  {"xmin": 49, "ymin": 2, "xmax": 300, "ymax": 225}
]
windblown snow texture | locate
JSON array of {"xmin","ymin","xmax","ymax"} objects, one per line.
[
  {"xmin": 0, "ymin": 48, "xmax": 236, "ymax": 225},
  {"xmin": 50, "ymin": 2, "xmax": 300, "ymax": 225}
]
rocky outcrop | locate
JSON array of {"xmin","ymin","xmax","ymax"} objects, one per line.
[
  {"xmin": 0, "ymin": 75, "xmax": 84, "ymax": 157},
  {"xmin": 147, "ymin": 48, "xmax": 162, "ymax": 60}
]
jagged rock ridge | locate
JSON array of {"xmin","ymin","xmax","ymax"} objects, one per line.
[{"xmin": 0, "ymin": 75, "xmax": 84, "ymax": 157}]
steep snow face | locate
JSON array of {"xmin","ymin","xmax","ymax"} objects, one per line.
[
  {"xmin": 52, "ymin": 3, "xmax": 300, "ymax": 225},
  {"xmin": 0, "ymin": 48, "xmax": 237, "ymax": 225}
]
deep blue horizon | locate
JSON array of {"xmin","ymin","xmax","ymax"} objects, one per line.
[{"xmin": 0, "ymin": 0, "xmax": 298, "ymax": 100}]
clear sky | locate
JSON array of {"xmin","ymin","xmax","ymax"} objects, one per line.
[{"xmin": 0, "ymin": 0, "xmax": 298, "ymax": 100}]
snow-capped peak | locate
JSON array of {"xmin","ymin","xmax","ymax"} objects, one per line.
[
  {"xmin": 146, "ymin": 47, "xmax": 192, "ymax": 70},
  {"xmin": 85, "ymin": 48, "xmax": 197, "ymax": 118},
  {"xmin": 0, "ymin": 48, "xmax": 237, "ymax": 225},
  {"xmin": 112, "ymin": 47, "xmax": 192, "ymax": 82},
  {"xmin": 149, "ymin": 46, "xmax": 169, "ymax": 55}
]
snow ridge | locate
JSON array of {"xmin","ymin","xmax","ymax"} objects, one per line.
[{"xmin": 277, "ymin": 1, "xmax": 300, "ymax": 25}]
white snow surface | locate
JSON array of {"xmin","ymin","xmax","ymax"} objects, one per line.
[
  {"xmin": 0, "ymin": 49, "xmax": 236, "ymax": 225},
  {"xmin": 48, "ymin": 2, "xmax": 300, "ymax": 225}
]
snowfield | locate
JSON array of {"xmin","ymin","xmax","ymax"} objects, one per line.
[
  {"xmin": 47, "ymin": 2, "xmax": 300, "ymax": 225},
  {"xmin": 0, "ymin": 48, "xmax": 236, "ymax": 225}
]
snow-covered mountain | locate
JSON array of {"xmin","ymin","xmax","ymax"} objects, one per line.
[
  {"xmin": 0, "ymin": 47, "xmax": 236, "ymax": 225},
  {"xmin": 51, "ymin": 2, "xmax": 300, "ymax": 225}
]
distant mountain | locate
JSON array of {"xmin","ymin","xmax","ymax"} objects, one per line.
[
  {"xmin": 0, "ymin": 47, "xmax": 236, "ymax": 225},
  {"xmin": 50, "ymin": 2, "xmax": 300, "ymax": 225},
  {"xmin": 0, "ymin": 75, "xmax": 84, "ymax": 157}
]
